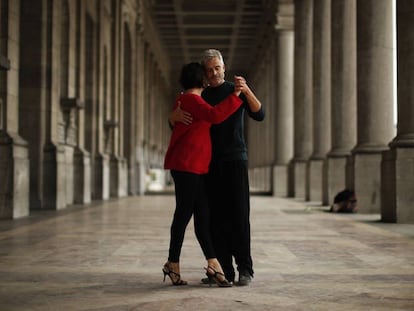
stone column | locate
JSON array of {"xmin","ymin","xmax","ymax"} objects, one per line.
[
  {"xmin": 354, "ymin": 0, "xmax": 394, "ymax": 213},
  {"xmin": 0, "ymin": 0, "xmax": 30, "ymax": 219},
  {"xmin": 292, "ymin": 0, "xmax": 313, "ymax": 199},
  {"xmin": 309, "ymin": 0, "xmax": 331, "ymax": 203},
  {"xmin": 43, "ymin": 0, "xmax": 69, "ymax": 211},
  {"xmin": 18, "ymin": 0, "xmax": 67, "ymax": 210},
  {"xmin": 134, "ymin": 28, "xmax": 146, "ymax": 195},
  {"xmin": 273, "ymin": 29, "xmax": 294, "ymax": 197},
  {"xmin": 82, "ymin": 4, "xmax": 109, "ymax": 201},
  {"xmin": 125, "ymin": 22, "xmax": 137, "ymax": 196},
  {"xmin": 74, "ymin": 0, "xmax": 91, "ymax": 204},
  {"xmin": 249, "ymin": 50, "xmax": 271, "ymax": 193},
  {"xmin": 325, "ymin": 0, "xmax": 357, "ymax": 206},
  {"xmin": 110, "ymin": 2, "xmax": 129, "ymax": 198},
  {"xmin": 382, "ymin": 0, "xmax": 414, "ymax": 223}
]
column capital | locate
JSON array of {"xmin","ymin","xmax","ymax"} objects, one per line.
[{"xmin": 275, "ymin": 2, "xmax": 294, "ymax": 31}]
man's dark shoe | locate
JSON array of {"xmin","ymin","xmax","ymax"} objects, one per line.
[
  {"xmin": 201, "ymin": 277, "xmax": 214, "ymax": 285},
  {"xmin": 237, "ymin": 271, "xmax": 252, "ymax": 286},
  {"xmin": 201, "ymin": 277, "xmax": 234, "ymax": 285}
]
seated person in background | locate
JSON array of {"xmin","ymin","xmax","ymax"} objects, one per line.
[{"xmin": 330, "ymin": 189, "xmax": 358, "ymax": 213}]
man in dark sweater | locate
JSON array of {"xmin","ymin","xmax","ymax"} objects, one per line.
[
  {"xmin": 170, "ymin": 49, "xmax": 264, "ymax": 285},
  {"xmin": 201, "ymin": 49, "xmax": 264, "ymax": 285}
]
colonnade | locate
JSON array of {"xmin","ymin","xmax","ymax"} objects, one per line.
[
  {"xmin": 0, "ymin": 0, "xmax": 172, "ymax": 219},
  {"xmin": 0, "ymin": 0, "xmax": 413, "ymax": 223},
  {"xmin": 247, "ymin": 0, "xmax": 413, "ymax": 223}
]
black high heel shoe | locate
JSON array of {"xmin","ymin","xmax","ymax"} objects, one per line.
[
  {"xmin": 162, "ymin": 263, "xmax": 188, "ymax": 286},
  {"xmin": 204, "ymin": 266, "xmax": 232, "ymax": 287}
]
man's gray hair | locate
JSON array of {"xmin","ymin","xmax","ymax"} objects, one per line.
[{"xmin": 200, "ymin": 49, "xmax": 224, "ymax": 66}]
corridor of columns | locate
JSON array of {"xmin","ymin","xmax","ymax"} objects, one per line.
[
  {"xmin": 1, "ymin": 0, "xmax": 413, "ymax": 222},
  {"xmin": 0, "ymin": 0, "xmax": 414, "ymax": 309}
]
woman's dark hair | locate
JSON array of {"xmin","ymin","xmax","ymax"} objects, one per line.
[{"xmin": 179, "ymin": 62, "xmax": 205, "ymax": 90}]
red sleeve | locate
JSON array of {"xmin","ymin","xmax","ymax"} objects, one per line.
[{"xmin": 182, "ymin": 94, "xmax": 242, "ymax": 124}]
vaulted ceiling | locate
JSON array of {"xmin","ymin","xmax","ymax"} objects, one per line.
[{"xmin": 149, "ymin": 0, "xmax": 293, "ymax": 79}]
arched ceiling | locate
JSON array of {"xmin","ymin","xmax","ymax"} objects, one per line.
[{"xmin": 149, "ymin": 0, "xmax": 293, "ymax": 78}]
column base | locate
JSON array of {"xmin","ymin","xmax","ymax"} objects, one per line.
[
  {"xmin": 74, "ymin": 148, "xmax": 91, "ymax": 204},
  {"xmin": 249, "ymin": 166, "xmax": 272, "ymax": 194},
  {"xmin": 307, "ymin": 159, "xmax": 324, "ymax": 203},
  {"xmin": 134, "ymin": 161, "xmax": 147, "ymax": 195},
  {"xmin": 353, "ymin": 152, "xmax": 383, "ymax": 214},
  {"xmin": 127, "ymin": 158, "xmax": 136, "ymax": 196},
  {"xmin": 110, "ymin": 156, "xmax": 128, "ymax": 198},
  {"xmin": 63, "ymin": 146, "xmax": 75, "ymax": 205},
  {"xmin": 382, "ymin": 148, "xmax": 414, "ymax": 223},
  {"xmin": 273, "ymin": 164, "xmax": 289, "ymax": 197},
  {"xmin": 324, "ymin": 156, "xmax": 349, "ymax": 206},
  {"xmin": 94, "ymin": 154, "xmax": 110, "ymax": 200},
  {"xmin": 0, "ymin": 131, "xmax": 29, "ymax": 219},
  {"xmin": 43, "ymin": 142, "xmax": 66, "ymax": 210},
  {"xmin": 292, "ymin": 160, "xmax": 307, "ymax": 199}
]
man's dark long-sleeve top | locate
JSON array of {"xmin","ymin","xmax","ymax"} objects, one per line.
[{"xmin": 202, "ymin": 81, "xmax": 265, "ymax": 163}]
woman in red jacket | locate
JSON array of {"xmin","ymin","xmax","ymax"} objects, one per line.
[{"xmin": 163, "ymin": 62, "xmax": 242, "ymax": 287}]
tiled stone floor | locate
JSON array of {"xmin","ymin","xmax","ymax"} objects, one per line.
[{"xmin": 0, "ymin": 195, "xmax": 413, "ymax": 310}]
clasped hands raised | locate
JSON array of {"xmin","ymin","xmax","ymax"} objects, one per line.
[
  {"xmin": 170, "ymin": 75, "xmax": 250, "ymax": 126},
  {"xmin": 233, "ymin": 75, "xmax": 250, "ymax": 95}
]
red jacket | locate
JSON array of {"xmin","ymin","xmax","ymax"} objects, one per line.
[{"xmin": 164, "ymin": 93, "xmax": 242, "ymax": 174}]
